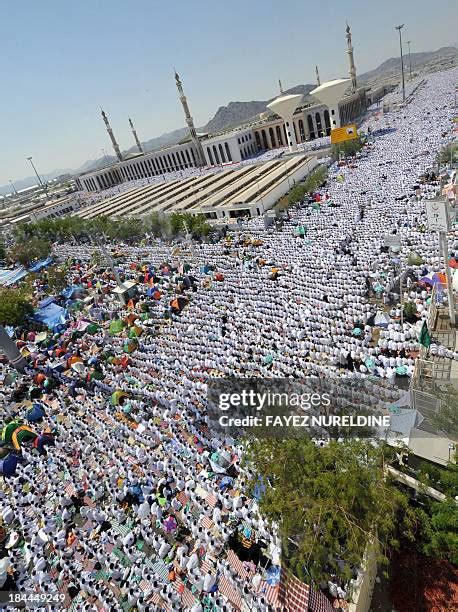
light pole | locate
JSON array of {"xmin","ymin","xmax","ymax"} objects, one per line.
[
  {"xmin": 406, "ymin": 40, "xmax": 412, "ymax": 79},
  {"xmin": 256, "ymin": 179, "xmax": 265, "ymax": 215},
  {"xmin": 9, "ymin": 179, "xmax": 18, "ymax": 196},
  {"xmin": 26, "ymin": 156, "xmax": 50, "ymax": 199},
  {"xmin": 395, "ymin": 25, "xmax": 406, "ymax": 102},
  {"xmin": 283, "ymin": 159, "xmax": 292, "ymax": 189}
]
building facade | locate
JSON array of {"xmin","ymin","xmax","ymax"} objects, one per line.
[{"xmin": 75, "ymin": 92, "xmax": 366, "ymax": 194}]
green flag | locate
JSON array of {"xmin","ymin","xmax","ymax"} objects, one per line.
[{"xmin": 419, "ymin": 321, "xmax": 431, "ymax": 348}]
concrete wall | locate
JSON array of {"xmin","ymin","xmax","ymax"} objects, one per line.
[{"xmin": 348, "ymin": 539, "xmax": 378, "ymax": 612}]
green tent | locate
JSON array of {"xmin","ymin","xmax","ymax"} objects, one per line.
[
  {"xmin": 109, "ymin": 320, "xmax": 125, "ymax": 335},
  {"xmin": 86, "ymin": 323, "xmax": 100, "ymax": 335}
]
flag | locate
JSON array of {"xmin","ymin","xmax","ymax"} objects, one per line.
[{"xmin": 419, "ymin": 321, "xmax": 431, "ymax": 348}]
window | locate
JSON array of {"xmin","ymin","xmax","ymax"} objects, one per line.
[
  {"xmin": 269, "ymin": 127, "xmax": 276, "ymax": 148},
  {"xmin": 315, "ymin": 112, "xmax": 323, "ymax": 137},
  {"xmin": 323, "ymin": 110, "xmax": 331, "ymax": 135},
  {"xmin": 298, "ymin": 119, "xmax": 305, "ymax": 142},
  {"xmin": 255, "ymin": 132, "xmax": 262, "ymax": 150},
  {"xmin": 207, "ymin": 147, "xmax": 214, "ymax": 165},
  {"xmin": 276, "ymin": 125, "xmax": 283, "ymax": 146},
  {"xmin": 213, "ymin": 145, "xmax": 220, "ymax": 164},
  {"xmin": 218, "ymin": 143, "xmax": 226, "ymax": 163},
  {"xmin": 225, "ymin": 142, "xmax": 232, "ymax": 162}
]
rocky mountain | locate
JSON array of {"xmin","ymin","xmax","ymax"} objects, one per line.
[
  {"xmin": 2, "ymin": 46, "xmax": 456, "ymax": 194},
  {"xmin": 358, "ymin": 46, "xmax": 458, "ymax": 84},
  {"xmin": 202, "ymin": 84, "xmax": 316, "ymax": 134}
]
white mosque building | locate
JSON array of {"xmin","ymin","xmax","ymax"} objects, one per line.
[{"xmin": 74, "ymin": 25, "xmax": 368, "ymax": 194}]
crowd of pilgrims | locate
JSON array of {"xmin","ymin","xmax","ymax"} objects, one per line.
[{"xmin": 0, "ymin": 67, "xmax": 457, "ymax": 611}]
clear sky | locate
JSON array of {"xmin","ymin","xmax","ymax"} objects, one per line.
[{"xmin": 1, "ymin": 0, "xmax": 456, "ymax": 185}]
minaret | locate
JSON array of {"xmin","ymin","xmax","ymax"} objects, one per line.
[
  {"xmin": 174, "ymin": 71, "xmax": 206, "ymax": 167},
  {"xmin": 101, "ymin": 109, "xmax": 123, "ymax": 162},
  {"xmin": 346, "ymin": 23, "xmax": 357, "ymax": 92},
  {"xmin": 129, "ymin": 117, "xmax": 144, "ymax": 154},
  {"xmin": 315, "ymin": 65, "xmax": 321, "ymax": 87},
  {"xmin": 278, "ymin": 79, "xmax": 284, "ymax": 95}
]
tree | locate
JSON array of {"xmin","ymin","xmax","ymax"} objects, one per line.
[
  {"xmin": 418, "ymin": 498, "xmax": 458, "ymax": 565},
  {"xmin": 437, "ymin": 142, "xmax": 458, "ymax": 166},
  {"xmin": 45, "ymin": 265, "xmax": 68, "ymax": 293},
  {"xmin": 303, "ymin": 166, "xmax": 328, "ymax": 192},
  {"xmin": 0, "ymin": 286, "xmax": 34, "ymax": 326},
  {"xmin": 415, "ymin": 460, "xmax": 458, "ymax": 564},
  {"xmin": 288, "ymin": 185, "xmax": 307, "ymax": 206},
  {"xmin": 0, "ymin": 240, "xmax": 6, "ymax": 261},
  {"xmin": 331, "ymin": 136, "xmax": 363, "ymax": 161},
  {"xmin": 9, "ymin": 238, "xmax": 51, "ymax": 266},
  {"xmin": 247, "ymin": 438, "xmax": 416, "ymax": 584}
]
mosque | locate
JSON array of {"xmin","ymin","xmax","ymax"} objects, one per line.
[{"xmin": 74, "ymin": 25, "xmax": 368, "ymax": 195}]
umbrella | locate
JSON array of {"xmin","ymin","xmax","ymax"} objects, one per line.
[
  {"xmin": 111, "ymin": 390, "xmax": 129, "ymax": 406},
  {"xmin": 170, "ymin": 296, "xmax": 189, "ymax": 312},
  {"xmin": 352, "ymin": 328, "xmax": 362, "ymax": 336},
  {"xmin": 26, "ymin": 404, "xmax": 46, "ymax": 423},
  {"xmin": 266, "ymin": 565, "xmax": 281, "ymax": 586},
  {"xmin": 2, "ymin": 373, "xmax": 17, "ymax": 387},
  {"xmin": 11, "ymin": 426, "xmax": 37, "ymax": 450},
  {"xmin": 364, "ymin": 357, "xmax": 375, "ymax": 370},
  {"xmin": 67, "ymin": 355, "xmax": 83, "ymax": 368},
  {"xmin": 407, "ymin": 252, "xmax": 423, "ymax": 266},
  {"xmin": 163, "ymin": 516, "xmax": 177, "ymax": 533},
  {"xmin": 71, "ymin": 361, "xmax": 86, "ymax": 375},
  {"xmin": 33, "ymin": 433, "xmax": 55, "ymax": 455},
  {"xmin": 0, "ymin": 452, "xmax": 21, "ymax": 476},
  {"xmin": 395, "ymin": 366, "xmax": 408, "ymax": 376},
  {"xmin": 109, "ymin": 319, "xmax": 125, "ymax": 335},
  {"xmin": 219, "ymin": 476, "xmax": 234, "ymax": 490}
]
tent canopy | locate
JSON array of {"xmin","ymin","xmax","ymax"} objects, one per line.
[
  {"xmin": 34, "ymin": 303, "xmax": 68, "ymax": 331},
  {"xmin": 29, "ymin": 257, "xmax": 53, "ymax": 273}
]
